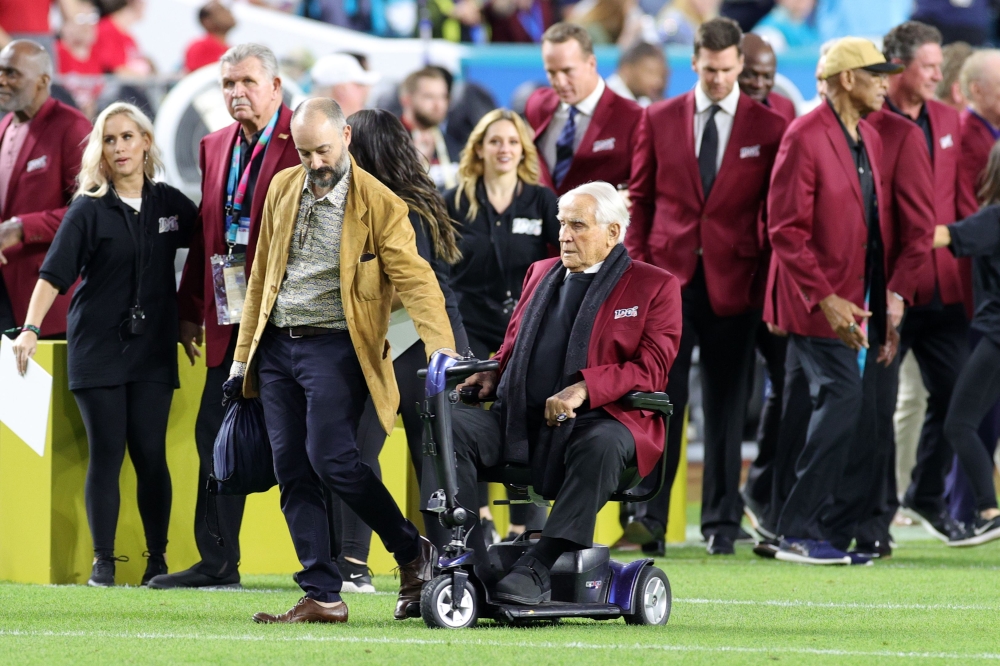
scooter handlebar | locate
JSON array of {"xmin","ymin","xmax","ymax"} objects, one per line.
[{"xmin": 417, "ymin": 359, "xmax": 498, "ymax": 379}]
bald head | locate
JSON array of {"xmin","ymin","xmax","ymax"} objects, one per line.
[
  {"xmin": 0, "ymin": 40, "xmax": 53, "ymax": 119},
  {"xmin": 292, "ymin": 98, "xmax": 352, "ymax": 196},
  {"xmin": 739, "ymin": 33, "xmax": 777, "ymax": 102},
  {"xmin": 961, "ymin": 50, "xmax": 1000, "ymax": 126}
]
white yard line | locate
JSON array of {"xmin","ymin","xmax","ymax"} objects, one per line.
[
  {"xmin": 0, "ymin": 628, "xmax": 997, "ymax": 660},
  {"xmin": 675, "ymin": 598, "xmax": 1000, "ymax": 611}
]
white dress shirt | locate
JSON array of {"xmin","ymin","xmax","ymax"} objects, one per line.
[
  {"xmin": 564, "ymin": 259, "xmax": 605, "ymax": 280},
  {"xmin": 540, "ymin": 78, "xmax": 607, "ymax": 173},
  {"xmin": 693, "ymin": 82, "xmax": 740, "ymax": 172}
]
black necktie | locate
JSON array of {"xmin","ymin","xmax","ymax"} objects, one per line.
[{"xmin": 699, "ymin": 104, "xmax": 721, "ymax": 198}]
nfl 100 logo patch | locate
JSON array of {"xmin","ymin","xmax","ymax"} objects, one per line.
[{"xmin": 614, "ymin": 306, "xmax": 638, "ymax": 319}]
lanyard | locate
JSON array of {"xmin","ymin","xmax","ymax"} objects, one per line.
[{"xmin": 224, "ymin": 110, "xmax": 279, "ymax": 234}]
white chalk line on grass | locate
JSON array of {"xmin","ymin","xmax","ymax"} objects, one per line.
[
  {"xmin": 0, "ymin": 628, "xmax": 998, "ymax": 661},
  {"xmin": 676, "ymin": 598, "xmax": 1000, "ymax": 612}
]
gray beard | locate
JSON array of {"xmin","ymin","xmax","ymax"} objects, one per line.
[{"xmin": 307, "ymin": 152, "xmax": 350, "ymax": 190}]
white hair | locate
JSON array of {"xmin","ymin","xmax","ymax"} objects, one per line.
[
  {"xmin": 220, "ymin": 43, "xmax": 279, "ymax": 80},
  {"xmin": 559, "ymin": 181, "xmax": 630, "ymax": 244}
]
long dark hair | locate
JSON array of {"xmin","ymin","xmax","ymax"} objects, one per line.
[
  {"xmin": 979, "ymin": 140, "xmax": 1000, "ymax": 208},
  {"xmin": 347, "ymin": 109, "xmax": 461, "ymax": 264}
]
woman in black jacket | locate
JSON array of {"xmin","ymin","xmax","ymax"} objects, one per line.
[
  {"xmin": 12, "ymin": 102, "xmax": 197, "ymax": 586},
  {"xmin": 935, "ymin": 141, "xmax": 1000, "ymax": 547},
  {"xmin": 319, "ymin": 108, "xmax": 469, "ymax": 590}
]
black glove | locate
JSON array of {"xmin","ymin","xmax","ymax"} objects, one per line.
[{"xmin": 222, "ymin": 375, "xmax": 244, "ymax": 404}]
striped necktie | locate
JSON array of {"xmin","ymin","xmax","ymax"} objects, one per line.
[{"xmin": 552, "ymin": 106, "xmax": 579, "ymax": 188}]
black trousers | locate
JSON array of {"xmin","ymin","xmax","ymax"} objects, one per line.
[
  {"xmin": 944, "ymin": 334, "xmax": 1000, "ymax": 511},
  {"xmin": 742, "ymin": 324, "xmax": 788, "ymax": 514},
  {"xmin": 451, "ymin": 406, "xmax": 634, "ymax": 564},
  {"xmin": 776, "ymin": 334, "xmax": 880, "ymax": 545},
  {"xmin": 898, "ymin": 303, "xmax": 969, "ymax": 513},
  {"xmin": 639, "ymin": 268, "xmax": 759, "ymax": 539},
  {"xmin": 72, "ymin": 381, "xmax": 174, "ymax": 556},
  {"xmin": 256, "ymin": 327, "xmax": 420, "ymax": 602},
  {"xmin": 191, "ymin": 331, "xmax": 246, "ymax": 578}
]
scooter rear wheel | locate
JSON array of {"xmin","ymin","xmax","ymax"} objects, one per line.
[
  {"xmin": 623, "ymin": 565, "xmax": 671, "ymax": 626},
  {"xmin": 421, "ymin": 574, "xmax": 479, "ymax": 629}
]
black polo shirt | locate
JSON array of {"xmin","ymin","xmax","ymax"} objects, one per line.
[
  {"xmin": 226, "ymin": 126, "xmax": 268, "ymax": 255},
  {"xmin": 886, "ymin": 98, "xmax": 934, "ymax": 160},
  {"xmin": 40, "ymin": 182, "xmax": 198, "ymax": 390},
  {"xmin": 446, "ymin": 181, "xmax": 559, "ymax": 352}
]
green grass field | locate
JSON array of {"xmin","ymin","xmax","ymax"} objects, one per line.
[{"xmin": 2, "ymin": 529, "xmax": 1000, "ymax": 665}]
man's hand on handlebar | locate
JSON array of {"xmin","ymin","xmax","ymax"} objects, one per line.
[
  {"xmin": 457, "ymin": 369, "xmax": 499, "ymax": 404},
  {"xmin": 545, "ymin": 380, "xmax": 588, "ymax": 426}
]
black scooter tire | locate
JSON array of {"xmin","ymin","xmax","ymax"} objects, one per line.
[
  {"xmin": 623, "ymin": 565, "xmax": 671, "ymax": 626},
  {"xmin": 421, "ymin": 574, "xmax": 479, "ymax": 629}
]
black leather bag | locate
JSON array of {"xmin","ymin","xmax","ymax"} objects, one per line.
[{"xmin": 208, "ymin": 396, "xmax": 276, "ymax": 496}]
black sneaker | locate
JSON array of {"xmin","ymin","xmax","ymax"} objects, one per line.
[
  {"xmin": 88, "ymin": 555, "xmax": 127, "ymax": 587},
  {"xmin": 948, "ymin": 514, "xmax": 1000, "ymax": 547},
  {"xmin": 146, "ymin": 565, "xmax": 242, "ymax": 590},
  {"xmin": 753, "ymin": 538, "xmax": 780, "ymax": 559},
  {"xmin": 480, "ymin": 518, "xmax": 501, "ymax": 545},
  {"xmin": 494, "ymin": 555, "xmax": 552, "ymax": 605},
  {"xmin": 900, "ymin": 503, "xmax": 967, "ymax": 542},
  {"xmin": 141, "ymin": 552, "xmax": 167, "ymax": 586},
  {"xmin": 338, "ymin": 558, "xmax": 375, "ymax": 593}
]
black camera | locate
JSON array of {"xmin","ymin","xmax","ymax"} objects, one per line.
[{"xmin": 129, "ymin": 306, "xmax": 146, "ymax": 336}]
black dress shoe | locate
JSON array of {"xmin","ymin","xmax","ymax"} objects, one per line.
[
  {"xmin": 753, "ymin": 538, "xmax": 780, "ymax": 559},
  {"xmin": 147, "ymin": 565, "xmax": 241, "ymax": 590},
  {"xmin": 706, "ymin": 534, "xmax": 735, "ymax": 555},
  {"xmin": 623, "ymin": 516, "xmax": 665, "ymax": 546},
  {"xmin": 494, "ymin": 555, "xmax": 552, "ymax": 605},
  {"xmin": 850, "ymin": 540, "xmax": 892, "ymax": 559},
  {"xmin": 641, "ymin": 539, "xmax": 666, "ymax": 557}
]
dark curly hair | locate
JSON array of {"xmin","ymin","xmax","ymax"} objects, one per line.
[{"xmin": 347, "ymin": 109, "xmax": 461, "ymax": 265}]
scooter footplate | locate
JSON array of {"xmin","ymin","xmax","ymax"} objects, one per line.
[{"xmin": 498, "ymin": 603, "xmax": 622, "ymax": 621}]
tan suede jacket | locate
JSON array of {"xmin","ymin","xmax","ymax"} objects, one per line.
[{"xmin": 235, "ymin": 157, "xmax": 455, "ymax": 434}]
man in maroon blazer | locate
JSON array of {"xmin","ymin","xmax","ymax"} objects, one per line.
[
  {"xmin": 738, "ymin": 33, "xmax": 797, "ymax": 124},
  {"xmin": 957, "ymin": 49, "xmax": 1000, "ymax": 219},
  {"xmin": 524, "ymin": 22, "xmax": 642, "ymax": 196},
  {"xmin": 766, "ymin": 38, "xmax": 902, "ymax": 565},
  {"xmin": 454, "ymin": 181, "xmax": 681, "ymax": 604},
  {"xmin": 148, "ymin": 44, "xmax": 300, "ymax": 591},
  {"xmin": 627, "ymin": 18, "xmax": 787, "ymax": 555},
  {"xmin": 871, "ymin": 22, "xmax": 970, "ymax": 546},
  {"xmin": 0, "ymin": 40, "xmax": 90, "ymax": 337}
]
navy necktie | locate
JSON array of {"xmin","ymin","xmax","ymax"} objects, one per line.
[
  {"xmin": 698, "ymin": 104, "xmax": 721, "ymax": 198},
  {"xmin": 552, "ymin": 106, "xmax": 579, "ymax": 188}
]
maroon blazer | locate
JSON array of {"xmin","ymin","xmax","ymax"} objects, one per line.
[
  {"xmin": 958, "ymin": 107, "xmax": 996, "ymax": 218},
  {"xmin": 627, "ymin": 90, "xmax": 787, "ymax": 316},
  {"xmin": 177, "ymin": 105, "xmax": 300, "ymax": 368},
  {"xmin": 525, "ymin": 84, "xmax": 642, "ymax": 196},
  {"xmin": 0, "ymin": 97, "xmax": 90, "ymax": 336},
  {"xmin": 765, "ymin": 102, "xmax": 886, "ymax": 338},
  {"xmin": 765, "ymin": 92, "xmax": 797, "ymax": 124},
  {"xmin": 493, "ymin": 257, "xmax": 682, "ymax": 477},
  {"xmin": 865, "ymin": 108, "xmax": 935, "ymax": 304}
]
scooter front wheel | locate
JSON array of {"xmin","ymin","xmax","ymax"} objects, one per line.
[
  {"xmin": 623, "ymin": 565, "xmax": 671, "ymax": 626},
  {"xmin": 421, "ymin": 574, "xmax": 479, "ymax": 629}
]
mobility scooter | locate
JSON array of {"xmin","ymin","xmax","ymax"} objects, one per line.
[{"xmin": 416, "ymin": 352, "xmax": 674, "ymax": 629}]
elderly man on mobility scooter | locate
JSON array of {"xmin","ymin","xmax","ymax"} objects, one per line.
[{"xmin": 434, "ymin": 181, "xmax": 682, "ymax": 621}]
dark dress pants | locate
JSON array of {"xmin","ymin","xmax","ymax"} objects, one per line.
[
  {"xmin": 451, "ymin": 406, "xmax": 634, "ymax": 565},
  {"xmin": 775, "ymin": 335, "xmax": 872, "ymax": 542},
  {"xmin": 742, "ymin": 324, "xmax": 788, "ymax": 515},
  {"xmin": 638, "ymin": 267, "xmax": 759, "ymax": 540},
  {"xmin": 256, "ymin": 327, "xmax": 420, "ymax": 603},
  {"xmin": 897, "ymin": 303, "xmax": 969, "ymax": 513},
  {"xmin": 191, "ymin": 331, "xmax": 245, "ymax": 578}
]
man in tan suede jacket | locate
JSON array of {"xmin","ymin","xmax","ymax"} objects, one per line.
[{"xmin": 227, "ymin": 98, "xmax": 456, "ymax": 625}]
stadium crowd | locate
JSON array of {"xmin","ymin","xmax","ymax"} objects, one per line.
[{"xmin": 1, "ymin": 0, "xmax": 1000, "ymax": 624}]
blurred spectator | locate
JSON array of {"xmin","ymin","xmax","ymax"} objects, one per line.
[
  {"xmin": 94, "ymin": 0, "xmax": 153, "ymax": 75},
  {"xmin": 936, "ymin": 42, "xmax": 974, "ymax": 112},
  {"xmin": 720, "ymin": 0, "xmax": 773, "ymax": 32},
  {"xmin": 298, "ymin": 0, "xmax": 394, "ymax": 35},
  {"xmin": 738, "ymin": 33, "xmax": 795, "ymax": 122},
  {"xmin": 400, "ymin": 66, "xmax": 461, "ymax": 189},
  {"xmin": 569, "ymin": 0, "xmax": 649, "ymax": 46},
  {"xmin": 484, "ymin": 0, "xmax": 558, "ymax": 43},
  {"xmin": 279, "ymin": 47, "xmax": 315, "ymax": 88},
  {"xmin": 814, "ymin": 0, "xmax": 910, "ymax": 44},
  {"xmin": 656, "ymin": 0, "xmax": 720, "ymax": 47},
  {"xmin": 606, "ymin": 41, "xmax": 668, "ymax": 106},
  {"xmin": 310, "ymin": 53, "xmax": 380, "ymax": 117},
  {"xmin": 184, "ymin": 1, "xmax": 235, "ymax": 73},
  {"xmin": 246, "ymin": 0, "xmax": 298, "ymax": 9},
  {"xmin": 56, "ymin": 1, "xmax": 104, "ymax": 75},
  {"xmin": 753, "ymin": 0, "xmax": 818, "ymax": 53},
  {"xmin": 0, "ymin": 0, "xmax": 62, "ymax": 47},
  {"xmin": 445, "ymin": 80, "xmax": 498, "ymax": 147},
  {"xmin": 913, "ymin": 0, "xmax": 991, "ymax": 46},
  {"xmin": 426, "ymin": 0, "xmax": 487, "ymax": 42}
]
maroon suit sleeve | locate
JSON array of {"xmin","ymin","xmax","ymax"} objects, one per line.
[
  {"xmin": 958, "ymin": 127, "xmax": 983, "ymax": 218},
  {"xmin": 581, "ymin": 274, "xmax": 681, "ymax": 407},
  {"xmin": 177, "ymin": 138, "xmax": 209, "ymax": 325},
  {"xmin": 767, "ymin": 130, "xmax": 833, "ymax": 311},
  {"xmin": 887, "ymin": 125, "xmax": 935, "ymax": 302},
  {"xmin": 19, "ymin": 114, "xmax": 90, "ymax": 245},
  {"xmin": 626, "ymin": 109, "xmax": 655, "ymax": 263}
]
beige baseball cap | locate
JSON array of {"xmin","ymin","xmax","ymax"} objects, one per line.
[{"xmin": 821, "ymin": 37, "xmax": 905, "ymax": 79}]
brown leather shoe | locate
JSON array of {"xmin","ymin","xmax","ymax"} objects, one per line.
[
  {"xmin": 253, "ymin": 597, "xmax": 348, "ymax": 624},
  {"xmin": 394, "ymin": 536, "xmax": 437, "ymax": 620}
]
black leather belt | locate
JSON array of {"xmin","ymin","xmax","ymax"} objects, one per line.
[{"xmin": 268, "ymin": 323, "xmax": 337, "ymax": 338}]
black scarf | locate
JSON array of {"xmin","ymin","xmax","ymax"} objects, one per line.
[{"xmin": 495, "ymin": 243, "xmax": 632, "ymax": 496}]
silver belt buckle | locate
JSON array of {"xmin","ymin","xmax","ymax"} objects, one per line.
[{"xmin": 288, "ymin": 327, "xmax": 303, "ymax": 339}]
